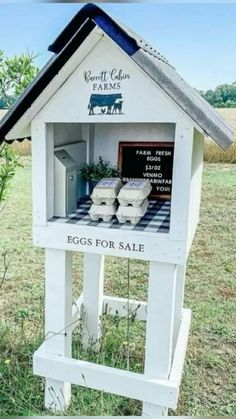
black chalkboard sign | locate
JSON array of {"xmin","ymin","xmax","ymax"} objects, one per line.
[{"xmin": 118, "ymin": 142, "xmax": 174, "ymax": 200}]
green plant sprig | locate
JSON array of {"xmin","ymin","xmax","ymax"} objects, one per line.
[{"xmin": 79, "ymin": 156, "xmax": 120, "ymax": 182}]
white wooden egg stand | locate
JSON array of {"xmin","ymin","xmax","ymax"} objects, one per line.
[
  {"xmin": 31, "ymin": 121, "xmax": 204, "ymax": 416},
  {"xmin": 0, "ymin": 4, "xmax": 231, "ymax": 414},
  {"xmin": 27, "ymin": 34, "xmax": 205, "ymax": 416}
]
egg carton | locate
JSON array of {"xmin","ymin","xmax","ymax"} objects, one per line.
[
  {"xmin": 91, "ymin": 178, "xmax": 123, "ymax": 205},
  {"xmin": 116, "ymin": 199, "xmax": 149, "ymax": 225},
  {"xmin": 118, "ymin": 179, "xmax": 152, "ymax": 207},
  {"xmin": 89, "ymin": 203, "xmax": 117, "ymax": 222}
]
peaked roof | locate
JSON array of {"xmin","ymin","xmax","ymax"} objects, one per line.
[{"xmin": 0, "ymin": 3, "xmax": 233, "ymax": 149}]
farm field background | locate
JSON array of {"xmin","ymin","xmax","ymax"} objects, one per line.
[
  {"xmin": 0, "ymin": 157, "xmax": 235, "ymax": 416},
  {"xmin": 2, "ymin": 107, "xmax": 235, "ymax": 163}
]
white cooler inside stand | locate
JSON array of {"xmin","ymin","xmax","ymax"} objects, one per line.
[{"xmin": 54, "ymin": 149, "xmax": 77, "ymax": 217}]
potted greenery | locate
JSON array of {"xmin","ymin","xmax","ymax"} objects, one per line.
[{"xmin": 79, "ymin": 156, "xmax": 120, "ymax": 193}]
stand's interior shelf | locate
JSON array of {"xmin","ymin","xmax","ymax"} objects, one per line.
[{"xmin": 49, "ymin": 197, "xmax": 171, "ymax": 233}]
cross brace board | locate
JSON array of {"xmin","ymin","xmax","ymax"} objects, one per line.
[{"xmin": 33, "ymin": 308, "xmax": 191, "ymax": 409}]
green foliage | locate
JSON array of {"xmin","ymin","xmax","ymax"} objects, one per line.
[
  {"xmin": 0, "ymin": 50, "xmax": 38, "ymax": 205},
  {"xmin": 79, "ymin": 156, "xmax": 120, "ymax": 182},
  {"xmin": 0, "ymin": 144, "xmax": 22, "ymax": 204},
  {"xmin": 201, "ymin": 82, "xmax": 236, "ymax": 108},
  {"xmin": 0, "ymin": 49, "xmax": 39, "ymax": 108}
]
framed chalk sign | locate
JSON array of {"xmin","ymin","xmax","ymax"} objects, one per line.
[{"xmin": 118, "ymin": 142, "xmax": 174, "ymax": 200}]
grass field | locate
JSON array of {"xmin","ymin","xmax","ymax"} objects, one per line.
[{"xmin": 0, "ymin": 159, "xmax": 236, "ymax": 416}]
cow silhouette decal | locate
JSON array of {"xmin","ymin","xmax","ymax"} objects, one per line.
[{"xmin": 88, "ymin": 93, "xmax": 123, "ymax": 115}]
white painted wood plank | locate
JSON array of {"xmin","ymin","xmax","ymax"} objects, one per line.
[
  {"xmin": 82, "ymin": 253, "xmax": 104, "ymax": 349},
  {"xmin": 80, "ymin": 124, "xmax": 90, "ymax": 194},
  {"xmin": 145, "ymin": 262, "xmax": 177, "ymax": 377},
  {"xmin": 103, "ymin": 295, "xmax": 147, "ymax": 321},
  {"xmin": 170, "ymin": 118, "xmax": 194, "ymax": 241},
  {"xmin": 31, "ymin": 121, "xmax": 54, "ymax": 226},
  {"xmin": 31, "ymin": 121, "xmax": 46, "ymax": 226},
  {"xmin": 143, "ymin": 262, "xmax": 177, "ymax": 416},
  {"xmin": 172, "ymin": 264, "xmax": 186, "ymax": 354},
  {"xmin": 33, "ymin": 347, "xmax": 178, "ymax": 408},
  {"xmin": 33, "ymin": 223, "xmax": 186, "ymax": 264},
  {"xmin": 143, "ymin": 307, "xmax": 191, "ymax": 418},
  {"xmin": 46, "ymin": 124, "xmax": 55, "ymax": 220},
  {"xmin": 170, "ymin": 308, "xmax": 191, "ymax": 385},
  {"xmin": 71, "ymin": 293, "xmax": 147, "ymax": 327},
  {"xmin": 44, "ymin": 249, "xmax": 73, "ymax": 412},
  {"xmin": 187, "ymin": 129, "xmax": 204, "ymax": 252}
]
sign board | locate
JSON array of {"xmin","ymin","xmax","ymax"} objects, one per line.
[{"xmin": 118, "ymin": 142, "xmax": 174, "ymax": 200}]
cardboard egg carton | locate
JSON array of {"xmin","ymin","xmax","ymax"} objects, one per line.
[
  {"xmin": 91, "ymin": 178, "xmax": 123, "ymax": 205},
  {"xmin": 89, "ymin": 203, "xmax": 117, "ymax": 222},
  {"xmin": 116, "ymin": 199, "xmax": 149, "ymax": 225},
  {"xmin": 118, "ymin": 179, "xmax": 152, "ymax": 207}
]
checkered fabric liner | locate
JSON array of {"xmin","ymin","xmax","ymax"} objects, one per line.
[{"xmin": 49, "ymin": 197, "xmax": 171, "ymax": 233}]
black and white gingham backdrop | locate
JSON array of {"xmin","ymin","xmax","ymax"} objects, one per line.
[{"xmin": 49, "ymin": 197, "xmax": 170, "ymax": 233}]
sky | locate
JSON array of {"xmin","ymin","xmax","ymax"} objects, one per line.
[{"xmin": 0, "ymin": 2, "xmax": 236, "ymax": 91}]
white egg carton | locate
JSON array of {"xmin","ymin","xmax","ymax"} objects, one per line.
[
  {"xmin": 91, "ymin": 178, "xmax": 123, "ymax": 205},
  {"xmin": 116, "ymin": 199, "xmax": 149, "ymax": 225},
  {"xmin": 118, "ymin": 179, "xmax": 152, "ymax": 207},
  {"xmin": 89, "ymin": 203, "xmax": 117, "ymax": 222}
]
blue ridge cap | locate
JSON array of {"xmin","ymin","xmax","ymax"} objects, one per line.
[{"xmin": 49, "ymin": 3, "xmax": 139, "ymax": 57}]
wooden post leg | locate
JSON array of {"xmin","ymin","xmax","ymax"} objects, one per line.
[
  {"xmin": 82, "ymin": 253, "xmax": 104, "ymax": 350},
  {"xmin": 172, "ymin": 264, "xmax": 186, "ymax": 354},
  {"xmin": 143, "ymin": 262, "xmax": 176, "ymax": 416},
  {"xmin": 44, "ymin": 249, "xmax": 72, "ymax": 412}
]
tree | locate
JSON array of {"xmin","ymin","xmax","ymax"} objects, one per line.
[
  {"xmin": 0, "ymin": 50, "xmax": 39, "ymax": 204},
  {"xmin": 0, "ymin": 50, "xmax": 39, "ymax": 286},
  {"xmin": 201, "ymin": 82, "xmax": 236, "ymax": 108},
  {"xmin": 0, "ymin": 49, "xmax": 39, "ymax": 108}
]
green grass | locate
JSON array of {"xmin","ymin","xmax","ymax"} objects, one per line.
[{"xmin": 0, "ymin": 159, "xmax": 235, "ymax": 416}]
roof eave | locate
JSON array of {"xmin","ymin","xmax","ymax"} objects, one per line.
[{"xmin": 0, "ymin": 18, "xmax": 97, "ymax": 144}]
